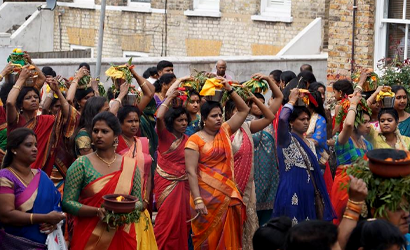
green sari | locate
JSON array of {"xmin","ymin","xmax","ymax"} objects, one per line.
[{"xmin": 399, "ymin": 116, "xmax": 410, "ymax": 137}]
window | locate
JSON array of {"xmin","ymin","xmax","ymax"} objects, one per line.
[
  {"xmin": 73, "ymin": 0, "xmax": 95, "ymax": 7},
  {"xmin": 374, "ymin": 0, "xmax": 410, "ymax": 68},
  {"xmin": 251, "ymin": 0, "xmax": 293, "ymax": 23},
  {"xmin": 128, "ymin": 0, "xmax": 151, "ymax": 10},
  {"xmin": 70, "ymin": 45, "xmax": 94, "ymax": 58},
  {"xmin": 184, "ymin": 0, "xmax": 221, "ymax": 17},
  {"xmin": 122, "ymin": 51, "xmax": 149, "ymax": 57}
]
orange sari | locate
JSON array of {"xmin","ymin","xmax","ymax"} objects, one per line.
[
  {"xmin": 70, "ymin": 157, "xmax": 142, "ymax": 250},
  {"xmin": 185, "ymin": 123, "xmax": 245, "ymax": 250}
]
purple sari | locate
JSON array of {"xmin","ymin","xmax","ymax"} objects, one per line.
[{"xmin": 0, "ymin": 169, "xmax": 61, "ymax": 249}]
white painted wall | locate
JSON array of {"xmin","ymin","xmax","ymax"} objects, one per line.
[
  {"xmin": 26, "ymin": 55, "xmax": 328, "ymax": 89},
  {"xmin": 10, "ymin": 10, "xmax": 54, "ymax": 53},
  {"xmin": 0, "ymin": 2, "xmax": 42, "ymax": 32},
  {"xmin": 277, "ymin": 18, "xmax": 322, "ymax": 56}
]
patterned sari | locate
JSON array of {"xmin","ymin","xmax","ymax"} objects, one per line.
[
  {"xmin": 0, "ymin": 169, "xmax": 62, "ymax": 249},
  {"xmin": 230, "ymin": 122, "xmax": 258, "ymax": 250},
  {"xmin": 63, "ymin": 156, "xmax": 153, "ymax": 250},
  {"xmin": 399, "ymin": 116, "xmax": 410, "ymax": 137},
  {"xmin": 185, "ymin": 122, "xmax": 245, "ymax": 249},
  {"xmin": 116, "ymin": 135, "xmax": 158, "ymax": 250},
  {"xmin": 154, "ymin": 128, "xmax": 190, "ymax": 250}
]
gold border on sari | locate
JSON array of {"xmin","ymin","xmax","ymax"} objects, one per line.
[{"xmin": 155, "ymin": 165, "xmax": 187, "ymax": 209}]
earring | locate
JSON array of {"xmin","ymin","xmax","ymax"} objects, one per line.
[
  {"xmin": 12, "ymin": 151, "xmax": 17, "ymax": 155},
  {"xmin": 113, "ymin": 137, "xmax": 119, "ymax": 148}
]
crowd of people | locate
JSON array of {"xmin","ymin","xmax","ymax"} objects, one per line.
[{"xmin": 0, "ymin": 53, "xmax": 409, "ymax": 250}]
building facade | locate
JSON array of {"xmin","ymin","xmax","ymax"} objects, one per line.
[{"xmin": 54, "ymin": 0, "xmax": 329, "ymax": 58}]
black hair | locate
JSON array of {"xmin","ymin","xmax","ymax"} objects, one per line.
[
  {"xmin": 252, "ymin": 216, "xmax": 292, "ymax": 250},
  {"xmin": 345, "ymin": 219, "xmax": 406, "ymax": 250},
  {"xmin": 297, "ymin": 71, "xmax": 317, "ymax": 84},
  {"xmin": 16, "ymin": 87, "xmax": 40, "ymax": 111},
  {"xmin": 92, "ymin": 111, "xmax": 122, "ymax": 136},
  {"xmin": 300, "ymin": 64, "xmax": 313, "ymax": 72},
  {"xmin": 280, "ymin": 71, "xmax": 297, "ymax": 87},
  {"xmin": 333, "ymin": 79, "xmax": 354, "ymax": 97},
  {"xmin": 164, "ymin": 107, "xmax": 191, "ymax": 133},
  {"xmin": 309, "ymin": 91, "xmax": 327, "ymax": 122},
  {"xmin": 78, "ymin": 62, "xmax": 90, "ymax": 71},
  {"xmin": 154, "ymin": 73, "xmax": 176, "ymax": 93},
  {"xmin": 143, "ymin": 66, "xmax": 158, "ymax": 79},
  {"xmin": 77, "ymin": 96, "xmax": 107, "ymax": 134},
  {"xmin": 188, "ymin": 90, "xmax": 201, "ymax": 99},
  {"xmin": 42, "ymin": 66, "xmax": 56, "ymax": 77},
  {"xmin": 225, "ymin": 99, "xmax": 236, "ymax": 121},
  {"xmin": 0, "ymin": 81, "xmax": 14, "ymax": 106},
  {"xmin": 392, "ymin": 85, "xmax": 408, "ymax": 95},
  {"xmin": 270, "ymin": 70, "xmax": 283, "ymax": 82},
  {"xmin": 74, "ymin": 88, "xmax": 94, "ymax": 110},
  {"xmin": 200, "ymin": 101, "xmax": 222, "ymax": 128},
  {"xmin": 117, "ymin": 105, "xmax": 141, "ymax": 124},
  {"xmin": 2, "ymin": 128, "xmax": 36, "ymax": 168},
  {"xmin": 289, "ymin": 106, "xmax": 311, "ymax": 123},
  {"xmin": 282, "ymin": 77, "xmax": 309, "ymax": 104},
  {"xmin": 308, "ymin": 82, "xmax": 326, "ymax": 93},
  {"xmin": 378, "ymin": 108, "xmax": 399, "ymax": 123},
  {"xmin": 285, "ymin": 220, "xmax": 338, "ymax": 250},
  {"xmin": 157, "ymin": 60, "xmax": 173, "ymax": 72}
]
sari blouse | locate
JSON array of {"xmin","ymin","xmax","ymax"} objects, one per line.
[
  {"xmin": 62, "ymin": 156, "xmax": 141, "ymax": 215},
  {"xmin": 366, "ymin": 126, "xmax": 410, "ymax": 150}
]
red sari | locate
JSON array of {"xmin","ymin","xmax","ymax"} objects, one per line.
[
  {"xmin": 154, "ymin": 128, "xmax": 190, "ymax": 250},
  {"xmin": 70, "ymin": 157, "xmax": 140, "ymax": 250}
]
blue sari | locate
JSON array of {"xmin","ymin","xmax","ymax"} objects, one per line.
[
  {"xmin": 0, "ymin": 170, "xmax": 61, "ymax": 248},
  {"xmin": 273, "ymin": 105, "xmax": 335, "ymax": 225}
]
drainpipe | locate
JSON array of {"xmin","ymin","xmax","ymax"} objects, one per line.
[{"xmin": 351, "ymin": 0, "xmax": 357, "ymax": 72}]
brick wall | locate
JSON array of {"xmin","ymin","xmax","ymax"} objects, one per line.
[
  {"xmin": 54, "ymin": 0, "xmax": 327, "ymax": 58},
  {"xmin": 327, "ymin": 0, "xmax": 375, "ymax": 83}
]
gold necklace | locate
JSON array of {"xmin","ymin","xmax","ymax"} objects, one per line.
[
  {"xmin": 8, "ymin": 167, "xmax": 34, "ymax": 187},
  {"xmin": 95, "ymin": 152, "xmax": 117, "ymax": 167}
]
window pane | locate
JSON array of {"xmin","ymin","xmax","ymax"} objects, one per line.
[
  {"xmin": 386, "ymin": 23, "xmax": 406, "ymax": 60},
  {"xmin": 269, "ymin": 0, "xmax": 285, "ymax": 6},
  {"xmin": 388, "ymin": 0, "xmax": 404, "ymax": 19}
]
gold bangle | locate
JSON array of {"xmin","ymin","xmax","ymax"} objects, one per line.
[
  {"xmin": 143, "ymin": 199, "xmax": 149, "ymax": 204},
  {"xmin": 348, "ymin": 199, "xmax": 364, "ymax": 205},
  {"xmin": 12, "ymin": 85, "xmax": 21, "ymax": 91},
  {"xmin": 194, "ymin": 200, "xmax": 204, "ymax": 205},
  {"xmin": 343, "ymin": 214, "xmax": 358, "ymax": 221},
  {"xmin": 193, "ymin": 197, "xmax": 203, "ymax": 202},
  {"xmin": 288, "ymin": 101, "xmax": 295, "ymax": 106},
  {"xmin": 160, "ymin": 103, "xmax": 169, "ymax": 109},
  {"xmin": 0, "ymin": 74, "xmax": 3, "ymax": 80},
  {"xmin": 140, "ymin": 81, "xmax": 147, "ymax": 88},
  {"xmin": 30, "ymin": 213, "xmax": 34, "ymax": 224},
  {"xmin": 114, "ymin": 97, "xmax": 122, "ymax": 105}
]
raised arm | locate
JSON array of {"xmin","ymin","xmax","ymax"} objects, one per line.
[
  {"xmin": 225, "ymin": 80, "xmax": 250, "ymax": 134},
  {"xmin": 337, "ymin": 94, "xmax": 361, "ymax": 145},
  {"xmin": 24, "ymin": 53, "xmax": 46, "ymax": 90},
  {"xmin": 47, "ymin": 77, "xmax": 70, "ymax": 122},
  {"xmin": 366, "ymin": 85, "xmax": 383, "ymax": 107},
  {"xmin": 277, "ymin": 88, "xmax": 299, "ymax": 147},
  {"xmin": 252, "ymin": 73, "xmax": 283, "ymax": 114},
  {"xmin": 109, "ymin": 82, "xmax": 129, "ymax": 116},
  {"xmin": 156, "ymin": 90, "xmax": 179, "ymax": 132},
  {"xmin": 66, "ymin": 68, "xmax": 89, "ymax": 105},
  {"xmin": 248, "ymin": 93, "xmax": 275, "ymax": 133},
  {"xmin": 0, "ymin": 62, "xmax": 13, "ymax": 82},
  {"xmin": 6, "ymin": 67, "xmax": 30, "ymax": 125},
  {"xmin": 166, "ymin": 76, "xmax": 192, "ymax": 97},
  {"xmin": 129, "ymin": 66, "xmax": 154, "ymax": 111}
]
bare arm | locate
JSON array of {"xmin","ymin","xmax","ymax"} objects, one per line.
[
  {"xmin": 252, "ymin": 73, "xmax": 283, "ymax": 114},
  {"xmin": 332, "ymin": 104, "xmax": 341, "ymax": 136},
  {"xmin": 165, "ymin": 76, "xmax": 192, "ymax": 97},
  {"xmin": 47, "ymin": 77, "xmax": 70, "ymax": 122},
  {"xmin": 130, "ymin": 66, "xmax": 154, "ymax": 111},
  {"xmin": 24, "ymin": 53, "xmax": 46, "ymax": 91},
  {"xmin": 225, "ymin": 81, "xmax": 250, "ymax": 134},
  {"xmin": 366, "ymin": 86, "xmax": 383, "ymax": 107},
  {"xmin": 6, "ymin": 67, "xmax": 29, "ymax": 126},
  {"xmin": 337, "ymin": 95, "xmax": 361, "ymax": 145},
  {"xmin": 156, "ymin": 90, "xmax": 179, "ymax": 132},
  {"xmin": 41, "ymin": 91, "xmax": 53, "ymax": 115},
  {"xmin": 109, "ymin": 83, "xmax": 129, "ymax": 116},
  {"xmin": 249, "ymin": 94, "xmax": 275, "ymax": 133},
  {"xmin": 185, "ymin": 148, "xmax": 208, "ymax": 215},
  {"xmin": 66, "ymin": 68, "xmax": 88, "ymax": 105}
]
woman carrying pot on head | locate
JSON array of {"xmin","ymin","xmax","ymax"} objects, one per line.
[
  {"xmin": 115, "ymin": 105, "xmax": 158, "ymax": 250},
  {"xmin": 0, "ymin": 128, "xmax": 66, "ymax": 249},
  {"xmin": 225, "ymin": 75, "xmax": 281, "ymax": 249},
  {"xmin": 153, "ymin": 73, "xmax": 177, "ymax": 108},
  {"xmin": 330, "ymin": 92, "xmax": 373, "ymax": 224},
  {"xmin": 273, "ymin": 88, "xmax": 335, "ymax": 225},
  {"xmin": 246, "ymin": 73, "xmax": 283, "ymax": 226},
  {"xmin": 153, "ymin": 90, "xmax": 192, "ymax": 250},
  {"xmin": 63, "ymin": 111, "xmax": 156, "ymax": 250},
  {"xmin": 185, "ymin": 79, "xmax": 250, "ymax": 249},
  {"xmin": 392, "ymin": 85, "xmax": 410, "ymax": 137},
  {"xmin": 185, "ymin": 90, "xmax": 201, "ymax": 136},
  {"xmin": 6, "ymin": 67, "xmax": 76, "ymax": 176}
]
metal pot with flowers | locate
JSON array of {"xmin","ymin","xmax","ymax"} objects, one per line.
[{"xmin": 352, "ymin": 68, "xmax": 379, "ymax": 92}]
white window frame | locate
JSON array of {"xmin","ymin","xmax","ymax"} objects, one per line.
[
  {"xmin": 374, "ymin": 0, "xmax": 410, "ymax": 70},
  {"xmin": 70, "ymin": 45, "xmax": 95, "ymax": 58},
  {"xmin": 251, "ymin": 0, "xmax": 293, "ymax": 23},
  {"xmin": 122, "ymin": 51, "xmax": 149, "ymax": 58},
  {"xmin": 184, "ymin": 0, "xmax": 221, "ymax": 18},
  {"xmin": 127, "ymin": 0, "xmax": 151, "ymax": 11},
  {"xmin": 73, "ymin": 0, "xmax": 95, "ymax": 9}
]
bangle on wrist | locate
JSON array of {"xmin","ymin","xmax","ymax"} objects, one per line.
[
  {"xmin": 143, "ymin": 199, "xmax": 149, "ymax": 204},
  {"xmin": 160, "ymin": 103, "xmax": 169, "ymax": 109},
  {"xmin": 227, "ymin": 89, "xmax": 234, "ymax": 95},
  {"xmin": 0, "ymin": 74, "xmax": 3, "ymax": 80},
  {"xmin": 288, "ymin": 101, "xmax": 295, "ymax": 106},
  {"xmin": 140, "ymin": 81, "xmax": 147, "ymax": 88},
  {"xmin": 12, "ymin": 85, "xmax": 21, "ymax": 91},
  {"xmin": 30, "ymin": 213, "xmax": 34, "ymax": 224},
  {"xmin": 114, "ymin": 97, "xmax": 122, "ymax": 105}
]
